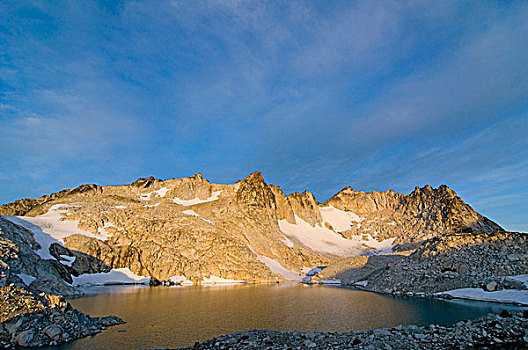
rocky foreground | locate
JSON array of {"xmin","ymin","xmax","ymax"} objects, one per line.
[
  {"xmin": 0, "ymin": 285, "xmax": 123, "ymax": 348},
  {"xmin": 311, "ymin": 230, "xmax": 528, "ymax": 301},
  {"xmin": 179, "ymin": 311, "xmax": 528, "ymax": 350}
]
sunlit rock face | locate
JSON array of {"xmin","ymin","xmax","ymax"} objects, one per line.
[
  {"xmin": 323, "ymin": 184, "xmax": 502, "ymax": 250},
  {"xmin": 0, "ymin": 172, "xmax": 502, "ymax": 287}
]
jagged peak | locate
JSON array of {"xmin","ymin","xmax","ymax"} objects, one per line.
[
  {"xmin": 287, "ymin": 190, "xmax": 318, "ymax": 203},
  {"xmin": 327, "ymin": 186, "xmax": 398, "ymax": 202},
  {"xmin": 235, "ymin": 171, "xmax": 276, "ymax": 209},
  {"xmin": 238, "ymin": 171, "xmax": 268, "ymax": 187},
  {"xmin": 438, "ymin": 184, "xmax": 457, "ymax": 196},
  {"xmin": 247, "ymin": 171, "xmax": 265, "ymax": 180},
  {"xmin": 130, "ymin": 176, "xmax": 158, "ymax": 188},
  {"xmin": 410, "ymin": 184, "xmax": 457, "ymax": 197}
]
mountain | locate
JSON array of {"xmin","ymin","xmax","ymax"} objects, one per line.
[{"xmin": 0, "ymin": 172, "xmax": 502, "ymax": 293}]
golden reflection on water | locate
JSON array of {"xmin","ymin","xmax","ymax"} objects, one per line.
[{"xmin": 54, "ymin": 284, "xmax": 518, "ymax": 349}]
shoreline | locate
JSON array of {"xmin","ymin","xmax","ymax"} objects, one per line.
[
  {"xmin": 178, "ymin": 311, "xmax": 528, "ymax": 349},
  {"xmin": 68, "ymin": 279, "xmax": 528, "ymax": 307}
]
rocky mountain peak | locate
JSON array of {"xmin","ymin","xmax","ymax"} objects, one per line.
[
  {"xmin": 0, "ymin": 171, "xmax": 507, "ymax": 288},
  {"xmin": 410, "ymin": 184, "xmax": 456, "ymax": 199},
  {"xmin": 235, "ymin": 172, "xmax": 276, "ymax": 209},
  {"xmin": 438, "ymin": 184, "xmax": 457, "ymax": 196},
  {"xmin": 324, "ymin": 186, "xmax": 403, "ymax": 215},
  {"xmin": 169, "ymin": 174, "xmax": 212, "ymax": 200},
  {"xmin": 131, "ymin": 176, "xmax": 159, "ymax": 188},
  {"xmin": 287, "ymin": 191, "xmax": 322, "ymax": 226}
]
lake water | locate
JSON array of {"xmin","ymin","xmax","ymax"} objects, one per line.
[{"xmin": 52, "ymin": 284, "xmax": 524, "ymax": 349}]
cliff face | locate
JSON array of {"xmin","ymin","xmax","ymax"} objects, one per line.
[
  {"xmin": 0, "ymin": 218, "xmax": 81, "ymax": 296},
  {"xmin": 0, "ymin": 172, "xmax": 502, "ymax": 287},
  {"xmin": 322, "ymin": 184, "xmax": 502, "ymax": 250}
]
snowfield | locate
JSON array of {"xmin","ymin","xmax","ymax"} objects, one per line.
[
  {"xmin": 278, "ymin": 216, "xmax": 394, "ymax": 257},
  {"xmin": 319, "ymin": 206, "xmax": 365, "ymax": 232},
  {"xmin": 3, "ymin": 204, "xmax": 108, "ymax": 260}
]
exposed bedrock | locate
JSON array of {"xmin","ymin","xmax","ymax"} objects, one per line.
[
  {"xmin": 311, "ymin": 230, "xmax": 528, "ymax": 296},
  {"xmin": 0, "ymin": 285, "xmax": 123, "ymax": 348},
  {"xmin": 0, "ymin": 171, "xmax": 504, "ymax": 286}
]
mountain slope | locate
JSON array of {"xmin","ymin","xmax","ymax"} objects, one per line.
[{"xmin": 0, "ymin": 172, "xmax": 502, "ymax": 288}]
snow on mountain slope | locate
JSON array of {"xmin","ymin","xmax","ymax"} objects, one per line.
[
  {"xmin": 279, "ymin": 216, "xmax": 394, "ymax": 257},
  {"xmin": 173, "ymin": 190, "xmax": 223, "ymax": 206},
  {"xmin": 182, "ymin": 209, "xmax": 214, "ymax": 224},
  {"xmin": 319, "ymin": 205, "xmax": 365, "ymax": 232},
  {"xmin": 247, "ymin": 245, "xmax": 301, "ymax": 281},
  {"xmin": 3, "ymin": 204, "xmax": 108, "ymax": 260},
  {"xmin": 140, "ymin": 187, "xmax": 171, "ymax": 200}
]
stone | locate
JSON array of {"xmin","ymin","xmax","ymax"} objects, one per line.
[
  {"xmin": 44, "ymin": 324, "xmax": 63, "ymax": 340},
  {"xmin": 507, "ymin": 254, "xmax": 520, "ymax": 261},
  {"xmin": 15, "ymin": 329, "xmax": 35, "ymax": 347},
  {"xmin": 486, "ymin": 281, "xmax": 498, "ymax": 292}
]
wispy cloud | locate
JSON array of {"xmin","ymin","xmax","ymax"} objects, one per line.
[{"xmin": 0, "ymin": 0, "xmax": 527, "ymax": 231}]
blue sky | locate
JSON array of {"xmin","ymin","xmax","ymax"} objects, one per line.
[{"xmin": 1, "ymin": 1, "xmax": 527, "ymax": 232}]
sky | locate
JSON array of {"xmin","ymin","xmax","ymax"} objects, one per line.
[{"xmin": 1, "ymin": 1, "xmax": 527, "ymax": 232}]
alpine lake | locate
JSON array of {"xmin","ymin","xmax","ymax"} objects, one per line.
[{"xmin": 48, "ymin": 283, "xmax": 524, "ymax": 349}]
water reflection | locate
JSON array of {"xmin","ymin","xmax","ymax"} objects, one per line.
[{"xmin": 51, "ymin": 284, "xmax": 524, "ymax": 349}]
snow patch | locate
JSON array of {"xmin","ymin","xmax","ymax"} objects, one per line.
[
  {"xmin": 182, "ymin": 209, "xmax": 199, "ymax": 217},
  {"xmin": 169, "ymin": 275, "xmax": 193, "ymax": 285},
  {"xmin": 278, "ymin": 216, "xmax": 394, "ymax": 257},
  {"xmin": 437, "ymin": 288, "xmax": 528, "ymax": 306},
  {"xmin": 15, "ymin": 273, "xmax": 37, "ymax": 287},
  {"xmin": 59, "ymin": 254, "xmax": 76, "ymax": 267},
  {"xmin": 319, "ymin": 206, "xmax": 365, "ymax": 232},
  {"xmin": 247, "ymin": 245, "xmax": 300, "ymax": 281},
  {"xmin": 303, "ymin": 267, "xmax": 324, "ymax": 276},
  {"xmin": 72, "ymin": 268, "xmax": 150, "ymax": 286},
  {"xmin": 144, "ymin": 203, "xmax": 160, "ymax": 208},
  {"xmin": 202, "ymin": 275, "xmax": 244, "ymax": 284},
  {"xmin": 182, "ymin": 210, "xmax": 214, "ymax": 224},
  {"xmin": 97, "ymin": 222, "xmax": 120, "ymax": 239},
  {"xmin": 3, "ymin": 205, "xmax": 108, "ymax": 260},
  {"xmin": 321, "ymin": 279, "xmax": 342, "ymax": 284},
  {"xmin": 140, "ymin": 187, "xmax": 171, "ymax": 201},
  {"xmin": 173, "ymin": 190, "xmax": 223, "ymax": 206},
  {"xmin": 281, "ymin": 236, "xmax": 294, "ymax": 248},
  {"xmin": 355, "ymin": 280, "xmax": 369, "ymax": 287},
  {"xmin": 508, "ymin": 274, "xmax": 528, "ymax": 288},
  {"xmin": 114, "ymin": 205, "xmax": 126, "ymax": 209},
  {"xmin": 154, "ymin": 187, "xmax": 170, "ymax": 198}
]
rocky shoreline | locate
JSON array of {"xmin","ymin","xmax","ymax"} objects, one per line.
[
  {"xmin": 309, "ymin": 231, "xmax": 528, "ymax": 305},
  {"xmin": 0, "ymin": 285, "xmax": 123, "ymax": 349},
  {"xmin": 178, "ymin": 311, "xmax": 528, "ymax": 350}
]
